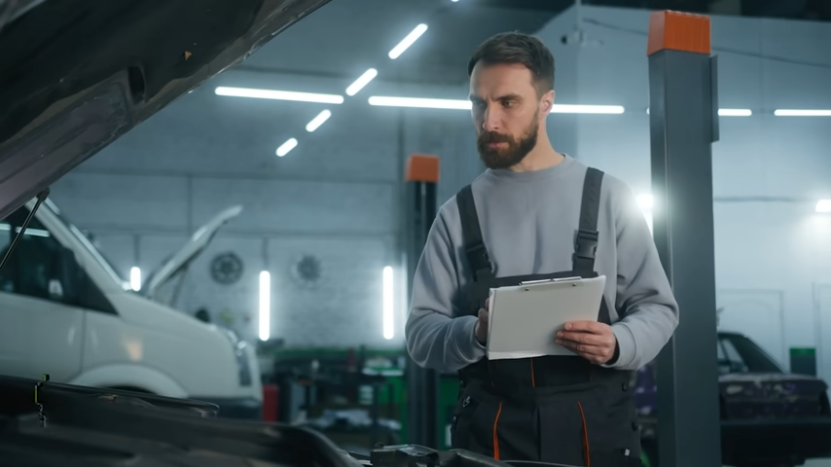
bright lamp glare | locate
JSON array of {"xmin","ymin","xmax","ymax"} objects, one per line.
[
  {"xmin": 550, "ymin": 104, "xmax": 625, "ymax": 114},
  {"xmin": 259, "ymin": 271, "xmax": 271, "ymax": 341},
  {"xmin": 775, "ymin": 109, "xmax": 831, "ymax": 117},
  {"xmin": 719, "ymin": 108, "xmax": 752, "ymax": 117},
  {"xmin": 306, "ymin": 110, "xmax": 332, "ymax": 132},
  {"xmin": 637, "ymin": 194, "xmax": 654, "ymax": 235},
  {"xmin": 382, "ymin": 266, "xmax": 394, "ymax": 340},
  {"xmin": 276, "ymin": 138, "xmax": 298, "ymax": 157},
  {"xmin": 389, "ymin": 24, "xmax": 428, "ymax": 59},
  {"xmin": 215, "ymin": 86, "xmax": 344, "ymax": 104},
  {"xmin": 637, "ymin": 194, "xmax": 654, "ymax": 211},
  {"xmin": 369, "ymin": 96, "xmax": 471, "ymax": 109},
  {"xmin": 346, "ymin": 68, "xmax": 378, "ymax": 96},
  {"xmin": 817, "ymin": 199, "xmax": 831, "ymax": 213},
  {"xmin": 130, "ymin": 267, "xmax": 141, "ymax": 291}
]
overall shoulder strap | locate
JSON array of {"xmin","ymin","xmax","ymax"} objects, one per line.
[
  {"xmin": 572, "ymin": 167, "xmax": 604, "ymax": 274},
  {"xmin": 456, "ymin": 185, "xmax": 493, "ymax": 282}
]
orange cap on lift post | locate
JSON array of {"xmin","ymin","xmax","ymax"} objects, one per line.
[
  {"xmin": 405, "ymin": 154, "xmax": 440, "ymax": 183},
  {"xmin": 647, "ymin": 10, "xmax": 711, "ymax": 56}
]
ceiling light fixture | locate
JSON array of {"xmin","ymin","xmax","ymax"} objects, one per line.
[
  {"xmin": 774, "ymin": 109, "xmax": 831, "ymax": 117},
  {"xmin": 215, "ymin": 86, "xmax": 344, "ymax": 104},
  {"xmin": 647, "ymin": 108, "xmax": 752, "ymax": 116},
  {"xmin": 346, "ymin": 68, "xmax": 378, "ymax": 96},
  {"xmin": 718, "ymin": 108, "xmax": 752, "ymax": 116},
  {"xmin": 369, "ymin": 96, "xmax": 471, "ymax": 110},
  {"xmin": 389, "ymin": 24, "xmax": 428, "ymax": 59},
  {"xmin": 276, "ymin": 138, "xmax": 298, "ymax": 157},
  {"xmin": 369, "ymin": 96, "xmax": 626, "ymax": 114},
  {"xmin": 306, "ymin": 110, "xmax": 332, "ymax": 132},
  {"xmin": 551, "ymin": 104, "xmax": 625, "ymax": 114}
]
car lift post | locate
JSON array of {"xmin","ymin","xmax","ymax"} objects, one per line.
[
  {"xmin": 647, "ymin": 11, "xmax": 722, "ymax": 467},
  {"xmin": 647, "ymin": 11, "xmax": 721, "ymax": 467},
  {"xmin": 403, "ymin": 154, "xmax": 441, "ymax": 449}
]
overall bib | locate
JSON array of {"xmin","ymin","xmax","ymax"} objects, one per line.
[{"xmin": 450, "ymin": 168, "xmax": 641, "ymax": 467}]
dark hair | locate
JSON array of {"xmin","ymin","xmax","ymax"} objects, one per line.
[{"xmin": 467, "ymin": 32, "xmax": 555, "ymax": 95}]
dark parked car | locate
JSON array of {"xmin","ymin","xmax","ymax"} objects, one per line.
[{"xmin": 634, "ymin": 331, "xmax": 831, "ymax": 467}]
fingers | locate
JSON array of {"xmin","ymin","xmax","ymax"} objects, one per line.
[
  {"xmin": 562, "ymin": 320, "xmax": 602, "ymax": 333},
  {"xmin": 556, "ymin": 331, "xmax": 607, "ymax": 347}
]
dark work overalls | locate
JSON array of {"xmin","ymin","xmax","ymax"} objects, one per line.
[{"xmin": 450, "ymin": 168, "xmax": 641, "ymax": 467}]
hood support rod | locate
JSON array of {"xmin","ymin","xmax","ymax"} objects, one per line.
[{"xmin": 0, "ymin": 188, "xmax": 50, "ymax": 274}]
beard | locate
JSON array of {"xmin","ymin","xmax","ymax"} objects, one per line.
[{"xmin": 477, "ymin": 115, "xmax": 539, "ymax": 170}]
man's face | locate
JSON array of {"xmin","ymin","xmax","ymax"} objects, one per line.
[{"xmin": 469, "ymin": 62, "xmax": 551, "ymax": 169}]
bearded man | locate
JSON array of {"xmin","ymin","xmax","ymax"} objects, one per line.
[{"xmin": 404, "ymin": 32, "xmax": 679, "ymax": 467}]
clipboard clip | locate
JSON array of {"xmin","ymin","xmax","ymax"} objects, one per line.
[{"xmin": 519, "ymin": 276, "xmax": 581, "ymax": 286}]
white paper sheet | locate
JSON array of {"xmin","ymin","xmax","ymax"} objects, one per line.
[{"xmin": 486, "ymin": 275, "xmax": 606, "ymax": 360}]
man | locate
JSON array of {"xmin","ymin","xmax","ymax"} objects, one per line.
[{"xmin": 405, "ymin": 32, "xmax": 679, "ymax": 466}]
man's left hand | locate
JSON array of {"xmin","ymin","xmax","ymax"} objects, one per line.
[{"xmin": 555, "ymin": 321, "xmax": 617, "ymax": 365}]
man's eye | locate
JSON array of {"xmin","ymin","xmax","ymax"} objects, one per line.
[{"xmin": 502, "ymin": 100, "xmax": 515, "ymax": 108}]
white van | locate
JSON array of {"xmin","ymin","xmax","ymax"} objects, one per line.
[{"xmin": 0, "ymin": 198, "xmax": 262, "ymax": 419}]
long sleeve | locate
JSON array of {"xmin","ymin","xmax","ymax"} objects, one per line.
[
  {"xmin": 405, "ymin": 209, "xmax": 486, "ymax": 373},
  {"xmin": 603, "ymin": 186, "xmax": 680, "ymax": 370}
]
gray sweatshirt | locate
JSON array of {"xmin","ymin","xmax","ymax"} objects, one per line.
[{"xmin": 405, "ymin": 155, "xmax": 679, "ymax": 373}]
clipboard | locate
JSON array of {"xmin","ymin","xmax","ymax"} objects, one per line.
[{"xmin": 486, "ymin": 275, "xmax": 606, "ymax": 360}]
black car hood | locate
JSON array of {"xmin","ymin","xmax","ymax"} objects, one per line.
[{"xmin": 0, "ymin": 0, "xmax": 329, "ymax": 220}]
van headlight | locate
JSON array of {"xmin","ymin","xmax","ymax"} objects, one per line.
[{"xmin": 217, "ymin": 328, "xmax": 252, "ymax": 387}]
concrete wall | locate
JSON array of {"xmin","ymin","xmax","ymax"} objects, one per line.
[{"xmin": 535, "ymin": 6, "xmax": 831, "ymax": 377}]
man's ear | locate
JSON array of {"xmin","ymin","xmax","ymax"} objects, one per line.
[{"xmin": 540, "ymin": 90, "xmax": 555, "ymax": 116}]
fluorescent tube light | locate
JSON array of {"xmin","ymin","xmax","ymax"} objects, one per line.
[
  {"xmin": 259, "ymin": 271, "xmax": 271, "ymax": 341},
  {"xmin": 817, "ymin": 199, "xmax": 831, "ymax": 213},
  {"xmin": 551, "ymin": 104, "xmax": 625, "ymax": 114},
  {"xmin": 648, "ymin": 108, "xmax": 752, "ymax": 116},
  {"xmin": 389, "ymin": 24, "xmax": 428, "ymax": 59},
  {"xmin": 775, "ymin": 109, "xmax": 831, "ymax": 117},
  {"xmin": 306, "ymin": 110, "xmax": 332, "ymax": 132},
  {"xmin": 719, "ymin": 108, "xmax": 752, "ymax": 116},
  {"xmin": 369, "ymin": 96, "xmax": 470, "ymax": 109},
  {"xmin": 215, "ymin": 86, "xmax": 344, "ymax": 104},
  {"xmin": 276, "ymin": 138, "xmax": 298, "ymax": 157},
  {"xmin": 130, "ymin": 267, "xmax": 142, "ymax": 292},
  {"xmin": 346, "ymin": 68, "xmax": 378, "ymax": 96},
  {"xmin": 383, "ymin": 266, "xmax": 394, "ymax": 340}
]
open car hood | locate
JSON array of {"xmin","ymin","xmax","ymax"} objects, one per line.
[
  {"xmin": 0, "ymin": 0, "xmax": 330, "ymax": 221},
  {"xmin": 143, "ymin": 205, "xmax": 243, "ymax": 298}
]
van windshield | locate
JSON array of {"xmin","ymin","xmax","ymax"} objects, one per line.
[{"xmin": 43, "ymin": 200, "xmax": 129, "ymax": 290}]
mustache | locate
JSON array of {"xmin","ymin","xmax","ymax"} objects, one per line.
[{"xmin": 478, "ymin": 132, "xmax": 513, "ymax": 144}]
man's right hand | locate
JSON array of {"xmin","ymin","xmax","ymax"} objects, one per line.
[{"xmin": 474, "ymin": 298, "xmax": 490, "ymax": 345}]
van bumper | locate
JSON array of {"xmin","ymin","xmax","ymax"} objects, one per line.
[{"xmin": 190, "ymin": 396, "xmax": 262, "ymax": 420}]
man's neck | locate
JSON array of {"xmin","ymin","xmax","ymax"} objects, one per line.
[{"xmin": 509, "ymin": 133, "xmax": 563, "ymax": 172}]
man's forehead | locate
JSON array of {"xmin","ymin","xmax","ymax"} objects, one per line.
[{"xmin": 469, "ymin": 62, "xmax": 536, "ymax": 97}]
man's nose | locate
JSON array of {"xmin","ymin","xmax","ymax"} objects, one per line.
[{"xmin": 482, "ymin": 107, "xmax": 501, "ymax": 132}]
